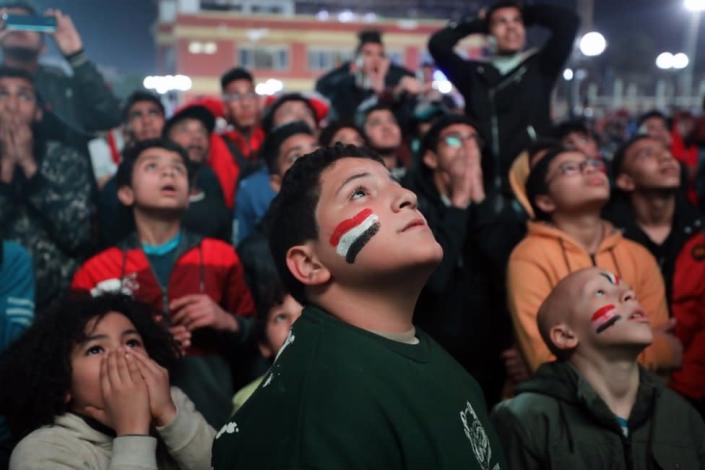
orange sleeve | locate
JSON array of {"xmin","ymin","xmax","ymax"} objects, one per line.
[
  {"xmin": 634, "ymin": 247, "xmax": 676, "ymax": 372},
  {"xmin": 507, "ymin": 254, "xmax": 556, "ymax": 372}
]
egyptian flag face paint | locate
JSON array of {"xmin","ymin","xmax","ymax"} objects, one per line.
[
  {"xmin": 591, "ymin": 304, "xmax": 621, "ymax": 334},
  {"xmin": 329, "ymin": 208, "xmax": 380, "ymax": 264},
  {"xmin": 599, "ymin": 272, "xmax": 620, "ymax": 286}
]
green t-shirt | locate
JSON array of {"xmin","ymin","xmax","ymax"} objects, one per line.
[{"xmin": 212, "ymin": 305, "xmax": 506, "ymax": 470}]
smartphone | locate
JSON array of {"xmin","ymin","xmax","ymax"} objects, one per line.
[{"xmin": 1, "ymin": 14, "xmax": 57, "ymax": 33}]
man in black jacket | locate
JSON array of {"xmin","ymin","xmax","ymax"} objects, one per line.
[
  {"xmin": 316, "ymin": 29, "xmax": 419, "ymax": 125},
  {"xmin": 428, "ymin": 2, "xmax": 579, "ymax": 198},
  {"xmin": 0, "ymin": 1, "xmax": 120, "ymax": 136},
  {"xmin": 402, "ymin": 114, "xmax": 523, "ymax": 405}
]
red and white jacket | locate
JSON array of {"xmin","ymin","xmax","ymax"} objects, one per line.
[{"xmin": 72, "ymin": 231, "xmax": 255, "ymax": 355}]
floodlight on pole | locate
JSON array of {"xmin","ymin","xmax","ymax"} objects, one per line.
[
  {"xmin": 672, "ymin": 53, "xmax": 690, "ymax": 69},
  {"xmin": 656, "ymin": 52, "xmax": 674, "ymax": 70},
  {"xmin": 684, "ymin": 0, "xmax": 705, "ymax": 12},
  {"xmin": 579, "ymin": 31, "xmax": 607, "ymax": 57}
]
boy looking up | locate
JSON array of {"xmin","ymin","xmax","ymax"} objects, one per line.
[
  {"xmin": 492, "ymin": 268, "xmax": 705, "ymax": 469},
  {"xmin": 213, "ymin": 145, "xmax": 506, "ymax": 470},
  {"xmin": 507, "ymin": 147, "xmax": 680, "ymax": 374}
]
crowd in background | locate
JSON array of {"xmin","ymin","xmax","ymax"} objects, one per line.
[{"xmin": 1, "ymin": 0, "xmax": 705, "ymax": 468}]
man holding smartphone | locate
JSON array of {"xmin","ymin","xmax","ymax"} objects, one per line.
[{"xmin": 0, "ymin": 1, "xmax": 120, "ymax": 136}]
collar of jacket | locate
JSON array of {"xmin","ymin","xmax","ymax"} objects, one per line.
[
  {"xmin": 517, "ymin": 361, "xmax": 661, "ymax": 435},
  {"xmin": 526, "ymin": 220, "xmax": 623, "ymax": 253},
  {"xmin": 118, "ymin": 229, "xmax": 203, "ymax": 261}
]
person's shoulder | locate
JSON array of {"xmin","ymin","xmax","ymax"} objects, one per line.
[
  {"xmin": 656, "ymin": 387, "xmax": 705, "ymax": 426},
  {"xmin": 492, "ymin": 392, "xmax": 559, "ymax": 434},
  {"xmin": 2, "ymin": 241, "xmax": 31, "ymax": 268},
  {"xmin": 10, "ymin": 419, "xmax": 94, "ymax": 468},
  {"xmin": 197, "ymin": 237, "xmax": 238, "ymax": 263}
]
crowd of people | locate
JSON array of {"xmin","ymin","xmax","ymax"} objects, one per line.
[{"xmin": 1, "ymin": 0, "xmax": 705, "ymax": 468}]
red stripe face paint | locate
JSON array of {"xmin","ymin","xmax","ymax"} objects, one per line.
[
  {"xmin": 329, "ymin": 208, "xmax": 380, "ymax": 264},
  {"xmin": 591, "ymin": 304, "xmax": 621, "ymax": 333}
]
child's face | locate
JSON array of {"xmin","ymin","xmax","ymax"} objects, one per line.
[
  {"xmin": 541, "ymin": 150, "xmax": 609, "ymax": 214},
  {"xmin": 68, "ymin": 312, "xmax": 146, "ymax": 422},
  {"xmin": 121, "ymin": 147, "xmax": 190, "ymax": 212},
  {"xmin": 259, "ymin": 294, "xmax": 303, "ymax": 359},
  {"xmin": 573, "ymin": 271, "xmax": 653, "ymax": 349},
  {"xmin": 313, "ymin": 157, "xmax": 442, "ymax": 280}
]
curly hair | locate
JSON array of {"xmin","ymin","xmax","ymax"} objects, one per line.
[{"xmin": 0, "ymin": 293, "xmax": 178, "ymax": 439}]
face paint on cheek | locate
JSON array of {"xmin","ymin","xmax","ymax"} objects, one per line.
[
  {"xmin": 329, "ymin": 208, "xmax": 380, "ymax": 264},
  {"xmin": 591, "ymin": 304, "xmax": 621, "ymax": 334}
]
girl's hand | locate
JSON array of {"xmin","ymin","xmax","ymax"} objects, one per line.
[
  {"xmin": 132, "ymin": 350, "xmax": 177, "ymax": 427},
  {"xmin": 85, "ymin": 348, "xmax": 151, "ymax": 436}
]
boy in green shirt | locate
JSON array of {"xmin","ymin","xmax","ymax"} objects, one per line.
[{"xmin": 212, "ymin": 144, "xmax": 506, "ymax": 469}]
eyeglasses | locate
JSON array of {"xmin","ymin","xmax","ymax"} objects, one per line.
[
  {"xmin": 440, "ymin": 132, "xmax": 483, "ymax": 149},
  {"xmin": 547, "ymin": 158, "xmax": 606, "ymax": 183},
  {"xmin": 222, "ymin": 92, "xmax": 258, "ymax": 103}
]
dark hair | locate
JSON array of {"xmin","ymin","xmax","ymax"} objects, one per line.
[
  {"xmin": 259, "ymin": 120, "xmax": 314, "ymax": 175},
  {"xmin": 122, "ymin": 90, "xmax": 164, "ymax": 123},
  {"xmin": 220, "ymin": 67, "xmax": 254, "ymax": 91},
  {"xmin": 0, "ymin": 293, "xmax": 178, "ymax": 439},
  {"xmin": 356, "ymin": 101, "xmax": 397, "ymax": 130},
  {"xmin": 485, "ymin": 1, "xmax": 523, "ymax": 31},
  {"xmin": 553, "ymin": 119, "xmax": 592, "ymax": 141},
  {"xmin": 318, "ymin": 121, "xmax": 366, "ymax": 147},
  {"xmin": 356, "ymin": 29, "xmax": 383, "ymax": 53},
  {"xmin": 116, "ymin": 138, "xmax": 193, "ymax": 190},
  {"xmin": 262, "ymin": 93, "xmax": 317, "ymax": 134},
  {"xmin": 637, "ymin": 110, "xmax": 669, "ymax": 130},
  {"xmin": 421, "ymin": 114, "xmax": 483, "ymax": 155},
  {"xmin": 525, "ymin": 146, "xmax": 568, "ymax": 221},
  {"xmin": 266, "ymin": 144, "xmax": 385, "ymax": 304},
  {"xmin": 611, "ymin": 134, "xmax": 652, "ymax": 178},
  {"xmin": 0, "ymin": 65, "xmax": 34, "ymax": 84},
  {"xmin": 526, "ymin": 138, "xmax": 560, "ymax": 167}
]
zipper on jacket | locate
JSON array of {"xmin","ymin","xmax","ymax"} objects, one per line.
[
  {"xmin": 621, "ymin": 436, "xmax": 635, "ymax": 470},
  {"xmin": 488, "ymin": 65, "xmax": 528, "ymax": 192}
]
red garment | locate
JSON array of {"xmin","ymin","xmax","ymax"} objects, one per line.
[
  {"xmin": 71, "ymin": 232, "xmax": 255, "ymax": 355},
  {"xmin": 221, "ymin": 127, "xmax": 265, "ymax": 159},
  {"xmin": 670, "ymin": 231, "xmax": 705, "ymax": 400},
  {"xmin": 671, "ymin": 128, "xmax": 699, "ymax": 205},
  {"xmin": 210, "ymin": 128, "xmax": 265, "ymax": 209}
]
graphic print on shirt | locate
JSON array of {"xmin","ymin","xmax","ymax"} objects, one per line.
[
  {"xmin": 329, "ymin": 208, "xmax": 380, "ymax": 264},
  {"xmin": 215, "ymin": 421, "xmax": 239, "ymax": 440},
  {"xmin": 263, "ymin": 330, "xmax": 295, "ymax": 389},
  {"xmin": 89, "ymin": 272, "xmax": 139, "ymax": 297},
  {"xmin": 460, "ymin": 401, "xmax": 500, "ymax": 470}
]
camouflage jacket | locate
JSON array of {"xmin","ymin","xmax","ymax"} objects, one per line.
[{"xmin": 0, "ymin": 140, "xmax": 95, "ymax": 309}]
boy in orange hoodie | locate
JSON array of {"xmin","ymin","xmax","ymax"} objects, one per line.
[{"xmin": 507, "ymin": 146, "xmax": 681, "ymax": 375}]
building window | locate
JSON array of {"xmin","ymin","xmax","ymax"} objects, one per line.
[
  {"xmin": 307, "ymin": 48, "xmax": 352, "ymax": 71},
  {"xmin": 238, "ymin": 45, "xmax": 289, "ymax": 70}
]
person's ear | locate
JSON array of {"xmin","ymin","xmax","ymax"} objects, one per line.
[
  {"xmin": 422, "ymin": 150, "xmax": 439, "ymax": 170},
  {"xmin": 117, "ymin": 185, "xmax": 135, "ymax": 207},
  {"xmin": 550, "ymin": 323, "xmax": 579, "ymax": 352},
  {"xmin": 615, "ymin": 173, "xmax": 635, "ymax": 192},
  {"xmin": 64, "ymin": 391, "xmax": 71, "ymax": 404},
  {"xmin": 33, "ymin": 107, "xmax": 43, "ymax": 123},
  {"xmin": 286, "ymin": 242, "xmax": 331, "ymax": 288},
  {"xmin": 535, "ymin": 194, "xmax": 556, "ymax": 215}
]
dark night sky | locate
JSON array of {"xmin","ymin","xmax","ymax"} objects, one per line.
[{"xmin": 25, "ymin": 0, "xmax": 705, "ymax": 78}]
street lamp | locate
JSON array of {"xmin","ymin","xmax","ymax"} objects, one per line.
[
  {"xmin": 682, "ymin": 0, "xmax": 704, "ymax": 103},
  {"xmin": 563, "ymin": 68, "xmax": 574, "ymax": 81},
  {"xmin": 684, "ymin": 0, "xmax": 705, "ymax": 12},
  {"xmin": 579, "ymin": 31, "xmax": 607, "ymax": 57}
]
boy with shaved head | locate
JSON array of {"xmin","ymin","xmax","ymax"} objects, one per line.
[{"xmin": 492, "ymin": 268, "xmax": 705, "ymax": 469}]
